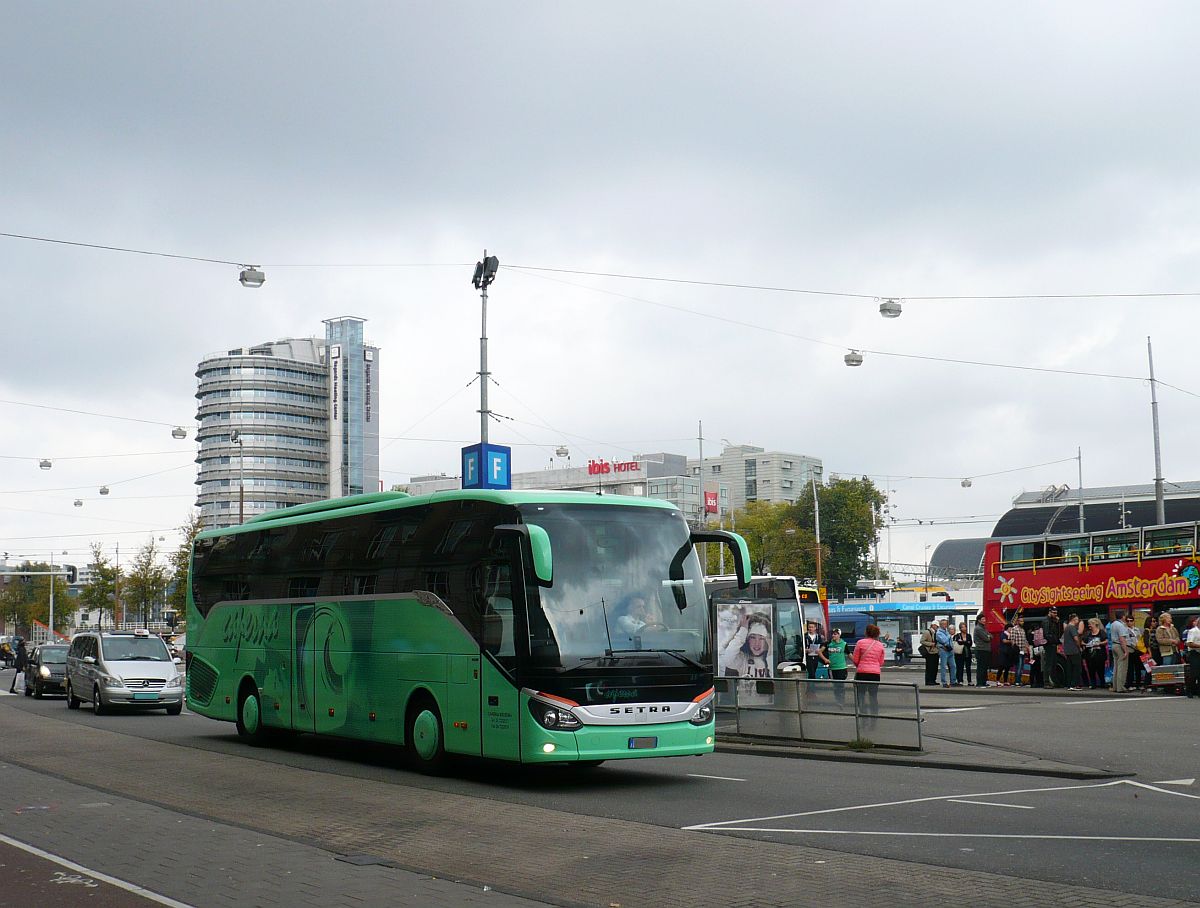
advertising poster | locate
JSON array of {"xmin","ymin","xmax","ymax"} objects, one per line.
[{"xmin": 715, "ymin": 599, "xmax": 776, "ymax": 706}]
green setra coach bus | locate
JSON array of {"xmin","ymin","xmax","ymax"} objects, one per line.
[{"xmin": 186, "ymin": 489, "xmax": 750, "ymax": 770}]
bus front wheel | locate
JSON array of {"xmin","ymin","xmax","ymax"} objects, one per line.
[
  {"xmin": 236, "ymin": 684, "xmax": 271, "ymax": 746},
  {"xmin": 406, "ymin": 697, "xmax": 445, "ymax": 772}
]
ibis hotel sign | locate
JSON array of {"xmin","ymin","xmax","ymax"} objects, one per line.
[{"xmin": 587, "ymin": 459, "xmax": 640, "ymax": 475}]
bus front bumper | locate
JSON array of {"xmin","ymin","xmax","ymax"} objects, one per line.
[{"xmin": 522, "ymin": 718, "xmax": 716, "ymax": 763}]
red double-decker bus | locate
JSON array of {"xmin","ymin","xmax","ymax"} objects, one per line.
[{"xmin": 981, "ymin": 522, "xmax": 1200, "ymax": 635}]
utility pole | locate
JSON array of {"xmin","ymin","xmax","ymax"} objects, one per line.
[
  {"xmin": 811, "ymin": 471, "xmax": 823, "ymax": 590},
  {"xmin": 49, "ymin": 550, "xmax": 55, "ymax": 644},
  {"xmin": 1077, "ymin": 447, "xmax": 1085, "ymax": 533},
  {"xmin": 472, "ymin": 252, "xmax": 499, "ymax": 446},
  {"xmin": 1148, "ymin": 336, "xmax": 1166, "ymax": 525}
]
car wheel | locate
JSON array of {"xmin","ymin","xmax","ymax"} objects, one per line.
[
  {"xmin": 92, "ymin": 686, "xmax": 106, "ymax": 716},
  {"xmin": 166, "ymin": 703, "xmax": 182, "ymax": 716},
  {"xmin": 235, "ymin": 685, "xmax": 271, "ymax": 745},
  {"xmin": 66, "ymin": 681, "xmax": 80, "ymax": 709},
  {"xmin": 406, "ymin": 696, "xmax": 446, "ymax": 773},
  {"xmin": 33, "ymin": 680, "xmax": 43, "ymax": 698}
]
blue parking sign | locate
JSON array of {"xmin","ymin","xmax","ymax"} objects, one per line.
[{"xmin": 461, "ymin": 443, "xmax": 511, "ymax": 490}]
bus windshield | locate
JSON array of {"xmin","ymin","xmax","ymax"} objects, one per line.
[{"xmin": 518, "ymin": 503, "xmax": 710, "ymax": 671}]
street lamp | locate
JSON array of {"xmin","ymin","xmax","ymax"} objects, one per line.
[
  {"xmin": 844, "ymin": 350, "xmax": 864, "ymax": 367},
  {"xmin": 238, "ymin": 266, "xmax": 265, "ymax": 288},
  {"xmin": 39, "ymin": 459, "xmax": 51, "ymax": 470},
  {"xmin": 172, "ymin": 426, "xmax": 188, "ymax": 440},
  {"xmin": 471, "ymin": 252, "xmax": 499, "ymax": 446},
  {"xmin": 230, "ymin": 429, "xmax": 245, "ymax": 524},
  {"xmin": 73, "ymin": 499, "xmax": 83, "ymax": 507},
  {"xmin": 99, "ymin": 485, "xmax": 110, "ymax": 496},
  {"xmin": 879, "ymin": 298, "xmax": 902, "ymax": 318},
  {"xmin": 960, "ymin": 478, "xmax": 972, "ymax": 488}
]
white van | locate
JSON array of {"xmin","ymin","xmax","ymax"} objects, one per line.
[{"xmin": 65, "ymin": 629, "xmax": 184, "ymax": 715}]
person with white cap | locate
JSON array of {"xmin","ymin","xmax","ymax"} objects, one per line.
[{"xmin": 720, "ymin": 611, "xmax": 773, "ymax": 679}]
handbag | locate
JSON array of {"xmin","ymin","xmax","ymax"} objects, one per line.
[{"xmin": 952, "ymin": 641, "xmax": 964, "ymax": 655}]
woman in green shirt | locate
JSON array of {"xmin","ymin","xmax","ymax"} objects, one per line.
[{"xmin": 824, "ymin": 628, "xmax": 849, "ymax": 681}]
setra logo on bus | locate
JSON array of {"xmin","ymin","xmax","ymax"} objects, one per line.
[{"xmin": 609, "ymin": 705, "xmax": 673, "ymax": 715}]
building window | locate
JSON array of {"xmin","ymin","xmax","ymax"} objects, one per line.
[
  {"xmin": 783, "ymin": 480, "xmax": 793, "ymax": 489},
  {"xmin": 783, "ymin": 460, "xmax": 793, "ymax": 470},
  {"xmin": 711, "ymin": 464, "xmax": 721, "ymax": 473}
]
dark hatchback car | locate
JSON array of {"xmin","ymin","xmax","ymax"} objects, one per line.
[{"xmin": 25, "ymin": 644, "xmax": 69, "ymax": 698}]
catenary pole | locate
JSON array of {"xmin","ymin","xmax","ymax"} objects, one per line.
[{"xmin": 1147, "ymin": 336, "xmax": 1166, "ymax": 524}]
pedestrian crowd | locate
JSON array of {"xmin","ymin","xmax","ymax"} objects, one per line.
[{"xmin": 916, "ymin": 608, "xmax": 1200, "ymax": 696}]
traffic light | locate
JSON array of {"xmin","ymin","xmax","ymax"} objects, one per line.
[
  {"xmin": 165, "ymin": 611, "xmax": 178, "ymax": 629},
  {"xmin": 64, "ymin": 565, "xmax": 78, "ymax": 584}
]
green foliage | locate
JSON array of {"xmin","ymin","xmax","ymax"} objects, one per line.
[
  {"xmin": 79, "ymin": 543, "xmax": 120, "ymax": 627},
  {"xmin": 0, "ymin": 561, "xmax": 70, "ymax": 634},
  {"xmin": 702, "ymin": 477, "xmax": 885, "ymax": 599},
  {"xmin": 167, "ymin": 511, "xmax": 204, "ymax": 615},
  {"xmin": 126, "ymin": 539, "xmax": 169, "ymax": 626}
]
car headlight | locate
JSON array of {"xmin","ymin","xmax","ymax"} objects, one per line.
[
  {"xmin": 165, "ymin": 674, "xmax": 183, "ymax": 689},
  {"xmin": 99, "ymin": 674, "xmax": 122, "ymax": 688},
  {"xmin": 527, "ymin": 697, "xmax": 582, "ymax": 731},
  {"xmin": 39, "ymin": 665, "xmax": 51, "ymax": 679}
]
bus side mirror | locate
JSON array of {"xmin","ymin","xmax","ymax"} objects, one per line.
[
  {"xmin": 494, "ymin": 523, "xmax": 553, "ymax": 585},
  {"xmin": 690, "ymin": 530, "xmax": 752, "ymax": 588}
]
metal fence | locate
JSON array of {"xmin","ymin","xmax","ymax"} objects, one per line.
[{"xmin": 717, "ymin": 676, "xmax": 923, "ymax": 750}]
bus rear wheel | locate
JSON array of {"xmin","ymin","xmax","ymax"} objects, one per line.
[
  {"xmin": 236, "ymin": 684, "xmax": 271, "ymax": 746},
  {"xmin": 406, "ymin": 697, "xmax": 445, "ymax": 773}
]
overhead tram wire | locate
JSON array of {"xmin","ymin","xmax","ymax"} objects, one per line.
[
  {"xmin": 0, "ymin": 398, "xmax": 189, "ymax": 429},
  {"xmin": 847, "ymin": 456, "xmax": 1081, "ymax": 483},
  {"xmin": 380, "ymin": 376, "xmax": 479, "ymax": 453},
  {"xmin": 0, "ymin": 449, "xmax": 192, "ymax": 462}
]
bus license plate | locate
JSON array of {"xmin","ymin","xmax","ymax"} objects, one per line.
[
  {"xmin": 133, "ymin": 692, "xmax": 158, "ymax": 700},
  {"xmin": 628, "ymin": 736, "xmax": 657, "ymax": 750}
]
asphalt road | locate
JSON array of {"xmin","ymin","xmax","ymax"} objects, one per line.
[{"xmin": 3, "ymin": 677, "xmax": 1198, "ymax": 902}]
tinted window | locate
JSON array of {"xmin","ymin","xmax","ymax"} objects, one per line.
[{"xmin": 101, "ymin": 636, "xmax": 170, "ymax": 662}]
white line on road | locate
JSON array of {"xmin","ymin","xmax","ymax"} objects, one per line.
[
  {"xmin": 1061, "ymin": 697, "xmax": 1180, "ymax": 706},
  {"xmin": 699, "ymin": 829, "xmax": 1200, "ymax": 843},
  {"xmin": 0, "ymin": 832, "xmax": 196, "ymax": 908},
  {"xmin": 947, "ymin": 799, "xmax": 1034, "ymax": 810},
  {"xmin": 1154, "ymin": 778, "xmax": 1195, "ymax": 786},
  {"xmin": 687, "ymin": 774, "xmax": 747, "ymax": 782},
  {"xmin": 926, "ymin": 707, "xmax": 989, "ymax": 713}
]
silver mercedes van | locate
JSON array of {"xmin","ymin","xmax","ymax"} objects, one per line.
[{"xmin": 65, "ymin": 629, "xmax": 184, "ymax": 715}]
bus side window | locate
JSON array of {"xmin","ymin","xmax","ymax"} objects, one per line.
[{"xmin": 481, "ymin": 563, "xmax": 515, "ymax": 664}]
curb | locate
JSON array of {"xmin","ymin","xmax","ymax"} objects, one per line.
[{"xmin": 714, "ymin": 738, "xmax": 1123, "ymax": 780}]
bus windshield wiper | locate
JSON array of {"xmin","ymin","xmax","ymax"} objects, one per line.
[{"xmin": 607, "ymin": 648, "xmax": 706, "ymax": 672}]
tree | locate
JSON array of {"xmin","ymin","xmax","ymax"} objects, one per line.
[
  {"xmin": 167, "ymin": 511, "xmax": 204, "ymax": 617},
  {"xmin": 702, "ymin": 501, "xmax": 807, "ymax": 576},
  {"xmin": 788, "ymin": 476, "xmax": 885, "ymax": 600},
  {"xmin": 127, "ymin": 539, "xmax": 169, "ymax": 626},
  {"xmin": 79, "ymin": 543, "xmax": 120, "ymax": 628}
]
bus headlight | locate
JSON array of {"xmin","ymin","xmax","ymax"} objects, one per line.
[
  {"xmin": 528, "ymin": 698, "xmax": 581, "ymax": 731},
  {"xmin": 689, "ymin": 702, "xmax": 714, "ymax": 726}
]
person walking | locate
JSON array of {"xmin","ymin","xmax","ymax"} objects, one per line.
[
  {"xmin": 1062, "ymin": 613, "xmax": 1084, "ymax": 690},
  {"xmin": 1043, "ymin": 608, "xmax": 1062, "ymax": 688},
  {"xmin": 1008, "ymin": 615, "xmax": 1030, "ymax": 686},
  {"xmin": 920, "ymin": 622, "xmax": 939, "ymax": 687},
  {"xmin": 1083, "ymin": 617, "xmax": 1108, "ymax": 689},
  {"xmin": 802, "ymin": 620, "xmax": 828, "ymax": 679},
  {"xmin": 935, "ymin": 618, "xmax": 956, "ymax": 688},
  {"xmin": 1185, "ymin": 617, "xmax": 1200, "ymax": 699},
  {"xmin": 823, "ymin": 628, "xmax": 849, "ymax": 682},
  {"xmin": 1126, "ymin": 616, "xmax": 1147, "ymax": 692},
  {"xmin": 953, "ymin": 621, "xmax": 971, "ymax": 686},
  {"xmin": 1156, "ymin": 612, "xmax": 1181, "ymax": 666},
  {"xmin": 7, "ymin": 638, "xmax": 27, "ymax": 693},
  {"xmin": 972, "ymin": 613, "xmax": 992, "ymax": 687},
  {"xmin": 1108, "ymin": 611, "xmax": 1130, "ymax": 693}
]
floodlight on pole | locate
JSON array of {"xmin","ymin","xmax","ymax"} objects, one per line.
[
  {"xmin": 471, "ymin": 251, "xmax": 499, "ymax": 446},
  {"xmin": 238, "ymin": 266, "xmax": 265, "ymax": 288}
]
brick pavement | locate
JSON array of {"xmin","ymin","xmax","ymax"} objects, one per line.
[{"xmin": 2, "ymin": 705, "xmax": 1197, "ymax": 908}]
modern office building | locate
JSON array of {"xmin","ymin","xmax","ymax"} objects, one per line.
[
  {"xmin": 194, "ymin": 318, "xmax": 380, "ymax": 528},
  {"xmin": 688, "ymin": 444, "xmax": 823, "ymax": 514}
]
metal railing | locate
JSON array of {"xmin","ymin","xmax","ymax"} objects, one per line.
[{"xmin": 717, "ymin": 675, "xmax": 922, "ymax": 751}]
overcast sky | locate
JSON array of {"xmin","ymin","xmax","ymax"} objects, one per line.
[{"xmin": 3, "ymin": 3, "xmax": 1199, "ymax": 575}]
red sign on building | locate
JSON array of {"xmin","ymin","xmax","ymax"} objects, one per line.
[{"xmin": 704, "ymin": 491, "xmax": 719, "ymax": 513}]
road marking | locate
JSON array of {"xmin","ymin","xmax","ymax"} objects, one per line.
[
  {"xmin": 947, "ymin": 799, "xmax": 1034, "ymax": 810},
  {"xmin": 1061, "ymin": 697, "xmax": 1179, "ymax": 706},
  {"xmin": 698, "ymin": 829, "xmax": 1200, "ymax": 843},
  {"xmin": 683, "ymin": 780, "xmax": 1122, "ymax": 830},
  {"xmin": 687, "ymin": 774, "xmax": 747, "ymax": 782},
  {"xmin": 927, "ymin": 707, "xmax": 988, "ymax": 713},
  {"xmin": 0, "ymin": 833, "xmax": 196, "ymax": 907},
  {"xmin": 1155, "ymin": 778, "xmax": 1196, "ymax": 786},
  {"xmin": 684, "ymin": 778, "xmax": 1200, "ymax": 833}
]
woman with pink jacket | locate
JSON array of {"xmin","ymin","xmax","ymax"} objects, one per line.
[{"xmin": 851, "ymin": 624, "xmax": 886, "ymax": 714}]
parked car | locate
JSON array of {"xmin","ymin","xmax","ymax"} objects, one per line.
[
  {"xmin": 24, "ymin": 643, "xmax": 69, "ymax": 698},
  {"xmin": 65, "ymin": 629, "xmax": 184, "ymax": 715}
]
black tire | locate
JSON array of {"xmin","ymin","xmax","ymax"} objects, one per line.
[
  {"xmin": 66, "ymin": 681, "xmax": 80, "ymax": 710},
  {"xmin": 405, "ymin": 696, "xmax": 446, "ymax": 773},
  {"xmin": 33, "ymin": 680, "xmax": 42, "ymax": 698},
  {"xmin": 92, "ymin": 686, "xmax": 106, "ymax": 716},
  {"xmin": 23, "ymin": 677, "xmax": 32, "ymax": 697},
  {"xmin": 235, "ymin": 684, "xmax": 271, "ymax": 745},
  {"xmin": 166, "ymin": 703, "xmax": 182, "ymax": 716}
]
